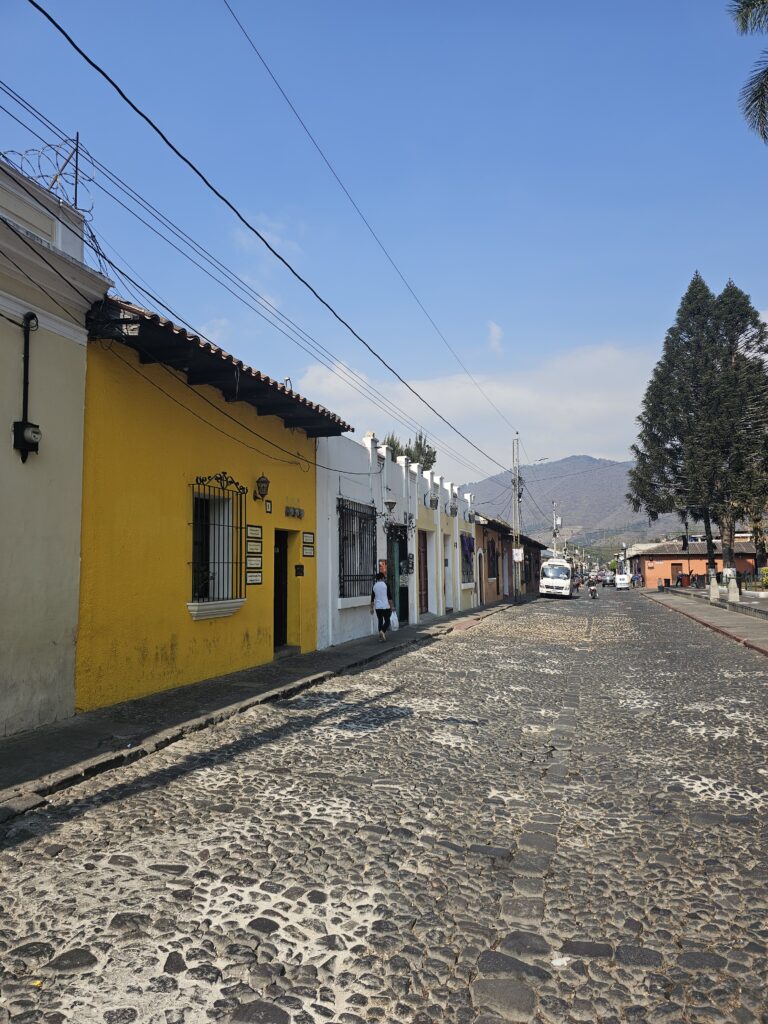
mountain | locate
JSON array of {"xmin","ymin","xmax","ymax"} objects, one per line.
[{"xmin": 463, "ymin": 455, "xmax": 685, "ymax": 553}]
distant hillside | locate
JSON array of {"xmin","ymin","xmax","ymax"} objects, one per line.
[{"xmin": 463, "ymin": 455, "xmax": 686, "ymax": 551}]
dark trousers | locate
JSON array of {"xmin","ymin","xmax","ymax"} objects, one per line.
[{"xmin": 376, "ymin": 609, "xmax": 392, "ymax": 633}]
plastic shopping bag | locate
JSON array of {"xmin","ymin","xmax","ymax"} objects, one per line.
[{"xmin": 390, "ymin": 609, "xmax": 399, "ymax": 631}]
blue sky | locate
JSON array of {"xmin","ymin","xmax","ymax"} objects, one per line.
[{"xmin": 2, "ymin": 0, "xmax": 767, "ymax": 483}]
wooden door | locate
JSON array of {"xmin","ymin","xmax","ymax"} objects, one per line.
[{"xmin": 418, "ymin": 530, "xmax": 429, "ymax": 614}]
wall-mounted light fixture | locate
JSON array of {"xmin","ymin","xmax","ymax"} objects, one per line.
[
  {"xmin": 384, "ymin": 499, "xmax": 397, "ymax": 514},
  {"xmin": 424, "ymin": 491, "xmax": 439, "ymax": 510},
  {"xmin": 445, "ymin": 501, "xmax": 458, "ymax": 517},
  {"xmin": 253, "ymin": 474, "xmax": 270, "ymax": 501}
]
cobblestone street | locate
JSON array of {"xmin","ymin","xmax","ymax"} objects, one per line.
[{"xmin": 1, "ymin": 592, "xmax": 767, "ymax": 1024}]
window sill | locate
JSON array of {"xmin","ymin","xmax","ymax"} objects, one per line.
[
  {"xmin": 338, "ymin": 596, "xmax": 371, "ymax": 610},
  {"xmin": 461, "ymin": 582, "xmax": 475, "ymax": 590},
  {"xmin": 187, "ymin": 598, "xmax": 246, "ymax": 621}
]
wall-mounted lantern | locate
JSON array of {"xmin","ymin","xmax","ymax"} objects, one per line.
[
  {"xmin": 424, "ymin": 492, "xmax": 439, "ymax": 510},
  {"xmin": 253, "ymin": 474, "xmax": 270, "ymax": 501},
  {"xmin": 446, "ymin": 501, "xmax": 458, "ymax": 517}
]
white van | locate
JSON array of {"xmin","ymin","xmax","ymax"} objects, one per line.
[
  {"xmin": 615, "ymin": 573, "xmax": 630, "ymax": 591},
  {"xmin": 539, "ymin": 558, "xmax": 573, "ymax": 598}
]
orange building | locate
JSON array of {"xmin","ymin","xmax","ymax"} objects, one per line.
[{"xmin": 634, "ymin": 539, "xmax": 756, "ymax": 586}]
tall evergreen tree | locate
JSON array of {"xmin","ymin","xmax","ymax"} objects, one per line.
[
  {"xmin": 628, "ymin": 273, "xmax": 719, "ymax": 570},
  {"xmin": 629, "ymin": 272, "xmax": 768, "ymax": 573},
  {"xmin": 705, "ymin": 280, "xmax": 767, "ymax": 566}
]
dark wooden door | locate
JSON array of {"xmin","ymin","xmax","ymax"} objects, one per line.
[
  {"xmin": 274, "ymin": 530, "xmax": 288, "ymax": 647},
  {"xmin": 418, "ymin": 530, "xmax": 429, "ymax": 614}
]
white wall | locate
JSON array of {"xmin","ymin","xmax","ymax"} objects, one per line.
[
  {"xmin": 316, "ymin": 435, "xmax": 376, "ymax": 649},
  {"xmin": 0, "ymin": 163, "xmax": 110, "ymax": 736},
  {"xmin": 317, "ymin": 435, "xmax": 479, "ymax": 648},
  {"xmin": 0, "ymin": 301, "xmax": 87, "ymax": 735}
]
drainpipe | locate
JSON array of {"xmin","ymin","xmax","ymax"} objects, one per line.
[{"xmin": 12, "ymin": 311, "xmax": 41, "ymax": 463}]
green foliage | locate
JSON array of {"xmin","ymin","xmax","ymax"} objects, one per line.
[
  {"xmin": 731, "ymin": 1, "xmax": 768, "ymax": 140},
  {"xmin": 381, "ymin": 430, "xmax": 437, "ymax": 471},
  {"xmin": 761, "ymin": 566, "xmax": 768, "ymax": 589},
  {"xmin": 628, "ymin": 273, "xmax": 768, "ymax": 568}
]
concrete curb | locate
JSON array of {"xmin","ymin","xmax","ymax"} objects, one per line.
[
  {"xmin": 643, "ymin": 593, "xmax": 768, "ymax": 659},
  {"xmin": 0, "ymin": 605, "xmax": 507, "ymax": 826}
]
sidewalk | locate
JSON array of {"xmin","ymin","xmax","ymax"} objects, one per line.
[
  {"xmin": 0, "ymin": 601, "xmax": 515, "ymax": 819},
  {"xmin": 644, "ymin": 589, "xmax": 768, "ymax": 657}
]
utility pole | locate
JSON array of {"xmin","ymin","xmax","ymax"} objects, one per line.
[
  {"xmin": 511, "ymin": 434, "xmax": 520, "ymax": 603},
  {"xmin": 552, "ymin": 501, "xmax": 560, "ymax": 557}
]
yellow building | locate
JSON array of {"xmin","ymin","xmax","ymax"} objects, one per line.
[{"xmin": 77, "ymin": 298, "xmax": 350, "ymax": 712}]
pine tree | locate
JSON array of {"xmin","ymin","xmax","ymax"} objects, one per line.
[
  {"xmin": 628, "ymin": 273, "xmax": 768, "ymax": 573},
  {"xmin": 628, "ymin": 273, "xmax": 719, "ymax": 569}
]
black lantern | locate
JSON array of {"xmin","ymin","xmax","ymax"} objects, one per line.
[{"xmin": 253, "ymin": 474, "xmax": 270, "ymax": 501}]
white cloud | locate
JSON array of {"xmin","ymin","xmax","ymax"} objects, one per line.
[
  {"xmin": 199, "ymin": 317, "xmax": 232, "ymax": 345},
  {"xmin": 487, "ymin": 320, "xmax": 504, "ymax": 354},
  {"xmin": 296, "ymin": 343, "xmax": 657, "ymax": 484}
]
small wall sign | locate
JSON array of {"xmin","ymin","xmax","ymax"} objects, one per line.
[
  {"xmin": 246, "ymin": 571, "xmax": 262, "ymax": 585},
  {"xmin": 246, "ymin": 541, "xmax": 260, "ymax": 554},
  {"xmin": 246, "ymin": 524, "xmax": 262, "ymax": 539},
  {"xmin": 246, "ymin": 556, "xmax": 262, "ymax": 569},
  {"xmin": 302, "ymin": 531, "xmax": 315, "ymax": 544},
  {"xmin": 302, "ymin": 545, "xmax": 315, "ymax": 557}
]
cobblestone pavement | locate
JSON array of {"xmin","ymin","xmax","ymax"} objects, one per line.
[{"xmin": 1, "ymin": 592, "xmax": 767, "ymax": 1024}]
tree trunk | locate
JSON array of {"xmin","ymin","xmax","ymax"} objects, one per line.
[
  {"xmin": 721, "ymin": 515, "xmax": 736, "ymax": 569},
  {"xmin": 702, "ymin": 510, "xmax": 717, "ymax": 573}
]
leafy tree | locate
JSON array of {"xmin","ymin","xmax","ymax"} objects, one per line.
[
  {"xmin": 731, "ymin": 1, "xmax": 768, "ymax": 141},
  {"xmin": 381, "ymin": 430, "xmax": 437, "ymax": 470}
]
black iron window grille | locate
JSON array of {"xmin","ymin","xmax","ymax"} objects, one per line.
[
  {"xmin": 338, "ymin": 497, "xmax": 376, "ymax": 598},
  {"xmin": 461, "ymin": 534, "xmax": 475, "ymax": 583},
  {"xmin": 191, "ymin": 472, "xmax": 247, "ymax": 602}
]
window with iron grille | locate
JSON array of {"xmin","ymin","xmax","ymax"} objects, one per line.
[
  {"xmin": 191, "ymin": 473, "xmax": 247, "ymax": 602},
  {"xmin": 338, "ymin": 497, "xmax": 376, "ymax": 598},
  {"xmin": 461, "ymin": 534, "xmax": 475, "ymax": 583}
]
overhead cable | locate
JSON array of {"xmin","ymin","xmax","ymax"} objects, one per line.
[{"xmin": 24, "ymin": 0, "xmax": 511, "ymax": 474}]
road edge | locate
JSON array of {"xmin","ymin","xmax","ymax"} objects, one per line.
[{"xmin": 642, "ymin": 592, "xmax": 768, "ymax": 659}]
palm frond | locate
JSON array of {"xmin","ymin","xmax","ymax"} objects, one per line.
[
  {"xmin": 730, "ymin": 0, "xmax": 768, "ymax": 34},
  {"xmin": 740, "ymin": 52, "xmax": 768, "ymax": 140}
]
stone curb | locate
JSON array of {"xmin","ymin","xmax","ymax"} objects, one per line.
[
  {"xmin": 660, "ymin": 586, "xmax": 768, "ymax": 622},
  {"xmin": 643, "ymin": 593, "xmax": 768, "ymax": 659},
  {"xmin": 0, "ymin": 605, "xmax": 507, "ymax": 826}
]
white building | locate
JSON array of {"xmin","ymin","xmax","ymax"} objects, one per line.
[
  {"xmin": 316, "ymin": 433, "xmax": 478, "ymax": 649},
  {"xmin": 0, "ymin": 160, "xmax": 110, "ymax": 736}
]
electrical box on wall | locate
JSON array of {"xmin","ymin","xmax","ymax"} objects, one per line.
[{"xmin": 295, "ymin": 564, "xmax": 304, "ymax": 577}]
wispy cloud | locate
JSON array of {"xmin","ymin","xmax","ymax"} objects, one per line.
[
  {"xmin": 487, "ymin": 320, "xmax": 503, "ymax": 354},
  {"xmin": 296, "ymin": 343, "xmax": 657, "ymax": 483},
  {"xmin": 200, "ymin": 317, "xmax": 232, "ymax": 346}
]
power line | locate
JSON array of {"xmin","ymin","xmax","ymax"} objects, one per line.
[
  {"xmin": 221, "ymin": 0, "xmax": 519, "ymax": 437},
  {"xmin": 0, "ymin": 87, "xmax": 509, "ymax": 484},
  {"xmin": 25, "ymin": 0, "xmax": 511, "ymax": 475}
]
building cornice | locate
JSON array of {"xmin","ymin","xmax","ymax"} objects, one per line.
[{"xmin": 0, "ymin": 286, "xmax": 87, "ymax": 345}]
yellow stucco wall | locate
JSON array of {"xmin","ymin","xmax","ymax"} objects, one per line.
[{"xmin": 76, "ymin": 341, "xmax": 318, "ymax": 712}]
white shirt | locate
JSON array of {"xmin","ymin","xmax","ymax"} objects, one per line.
[{"xmin": 372, "ymin": 580, "xmax": 390, "ymax": 610}]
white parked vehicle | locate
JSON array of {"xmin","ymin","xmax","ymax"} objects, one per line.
[
  {"xmin": 615, "ymin": 573, "xmax": 630, "ymax": 591},
  {"xmin": 539, "ymin": 558, "xmax": 573, "ymax": 598}
]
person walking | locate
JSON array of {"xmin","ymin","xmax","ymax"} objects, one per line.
[{"xmin": 370, "ymin": 571, "xmax": 394, "ymax": 641}]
